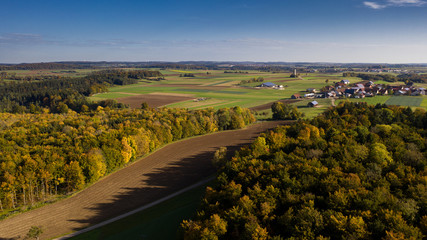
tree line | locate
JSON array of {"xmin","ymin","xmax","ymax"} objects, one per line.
[
  {"xmin": 238, "ymin": 77, "xmax": 264, "ymax": 85},
  {"xmin": 0, "ymin": 106, "xmax": 255, "ymax": 214},
  {"xmin": 180, "ymin": 73, "xmax": 195, "ymax": 77},
  {"xmin": 182, "ymin": 102, "xmax": 426, "ymax": 239},
  {"xmin": 0, "ymin": 69, "xmax": 163, "ymax": 113},
  {"xmin": 0, "ymin": 63, "xmax": 87, "ymax": 71},
  {"xmin": 343, "ymin": 72, "xmax": 427, "ymax": 84},
  {"xmin": 0, "ymin": 73, "xmax": 65, "ymax": 81}
]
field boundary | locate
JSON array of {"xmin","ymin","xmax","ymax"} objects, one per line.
[{"xmin": 55, "ymin": 176, "xmax": 215, "ymax": 239}]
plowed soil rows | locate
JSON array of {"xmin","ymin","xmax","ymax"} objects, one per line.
[{"xmin": 0, "ymin": 121, "xmax": 286, "ymax": 240}]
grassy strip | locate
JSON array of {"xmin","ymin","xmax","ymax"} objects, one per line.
[{"xmin": 420, "ymin": 96, "xmax": 427, "ymax": 109}]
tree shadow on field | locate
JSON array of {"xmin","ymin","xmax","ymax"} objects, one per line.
[
  {"xmin": 67, "ymin": 121, "xmax": 286, "ymax": 235},
  {"xmin": 67, "ymin": 140, "xmax": 254, "ymax": 232}
]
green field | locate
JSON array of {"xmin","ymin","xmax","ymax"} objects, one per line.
[
  {"xmin": 89, "ymin": 70, "xmax": 336, "ymax": 112},
  {"xmin": 70, "ymin": 182, "xmax": 209, "ymax": 240},
  {"xmin": 89, "ymin": 70, "xmax": 427, "ymax": 118},
  {"xmin": 336, "ymin": 96, "xmax": 426, "ymax": 109},
  {"xmin": 385, "ymin": 96, "xmax": 423, "ymax": 107}
]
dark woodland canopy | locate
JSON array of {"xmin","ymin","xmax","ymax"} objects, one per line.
[{"xmin": 182, "ymin": 102, "xmax": 427, "ymax": 239}]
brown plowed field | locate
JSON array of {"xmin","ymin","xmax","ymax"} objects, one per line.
[
  {"xmin": 250, "ymin": 99, "xmax": 301, "ymax": 111},
  {"xmin": 0, "ymin": 121, "xmax": 287, "ymax": 240},
  {"xmin": 116, "ymin": 94, "xmax": 194, "ymax": 108}
]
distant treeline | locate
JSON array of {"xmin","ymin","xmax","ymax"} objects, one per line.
[
  {"xmin": 2, "ymin": 61, "xmax": 427, "ymax": 71},
  {"xmin": 0, "ymin": 63, "xmax": 89, "ymax": 71},
  {"xmin": 343, "ymin": 72, "xmax": 427, "ymax": 83},
  {"xmin": 0, "ymin": 69, "xmax": 163, "ymax": 113},
  {"xmin": 0, "ymin": 73, "xmax": 63, "ymax": 81},
  {"xmin": 0, "ymin": 107, "xmax": 255, "ymax": 214}
]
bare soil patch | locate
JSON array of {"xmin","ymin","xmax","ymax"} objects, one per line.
[
  {"xmin": 0, "ymin": 121, "xmax": 288, "ymax": 240},
  {"xmin": 250, "ymin": 99, "xmax": 301, "ymax": 111},
  {"xmin": 116, "ymin": 94, "xmax": 193, "ymax": 108}
]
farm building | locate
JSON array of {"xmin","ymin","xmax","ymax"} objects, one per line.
[
  {"xmin": 259, "ymin": 82, "xmax": 277, "ymax": 88},
  {"xmin": 345, "ymin": 88, "xmax": 359, "ymax": 95},
  {"xmin": 365, "ymin": 81, "xmax": 375, "ymax": 87},
  {"xmin": 356, "ymin": 84, "xmax": 365, "ymax": 90},
  {"xmin": 341, "ymin": 79, "xmax": 350, "ymax": 85},
  {"xmin": 291, "ymin": 94, "xmax": 302, "ymax": 99},
  {"xmin": 307, "ymin": 101, "xmax": 319, "ymax": 107}
]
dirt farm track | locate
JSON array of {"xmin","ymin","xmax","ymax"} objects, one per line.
[{"xmin": 0, "ymin": 121, "xmax": 286, "ymax": 240}]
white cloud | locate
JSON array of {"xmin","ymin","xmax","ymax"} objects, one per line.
[
  {"xmin": 364, "ymin": 1, "xmax": 387, "ymax": 9},
  {"xmin": 0, "ymin": 33, "xmax": 43, "ymax": 44},
  {"xmin": 363, "ymin": 0, "xmax": 426, "ymax": 9},
  {"xmin": 388, "ymin": 0, "xmax": 425, "ymax": 5}
]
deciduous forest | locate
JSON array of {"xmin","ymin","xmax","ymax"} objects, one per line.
[
  {"xmin": 0, "ymin": 106, "xmax": 255, "ymax": 214},
  {"xmin": 182, "ymin": 102, "xmax": 427, "ymax": 239}
]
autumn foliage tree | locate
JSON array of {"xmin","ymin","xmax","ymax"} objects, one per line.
[
  {"xmin": 271, "ymin": 102, "xmax": 303, "ymax": 120},
  {"xmin": 182, "ymin": 102, "xmax": 426, "ymax": 239},
  {"xmin": 0, "ymin": 107, "xmax": 255, "ymax": 214}
]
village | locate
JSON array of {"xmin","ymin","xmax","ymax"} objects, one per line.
[
  {"xmin": 301, "ymin": 79, "xmax": 425, "ymax": 98},
  {"xmin": 258, "ymin": 78, "xmax": 426, "ymax": 107}
]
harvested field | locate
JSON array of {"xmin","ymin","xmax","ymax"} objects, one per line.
[
  {"xmin": 250, "ymin": 99, "xmax": 301, "ymax": 111},
  {"xmin": 116, "ymin": 94, "xmax": 194, "ymax": 108},
  {"xmin": 0, "ymin": 121, "xmax": 288, "ymax": 240},
  {"xmin": 149, "ymin": 84, "xmax": 227, "ymax": 90},
  {"xmin": 181, "ymin": 99, "xmax": 226, "ymax": 109}
]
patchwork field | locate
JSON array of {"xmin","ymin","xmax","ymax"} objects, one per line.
[
  {"xmin": 89, "ymin": 70, "xmax": 334, "ymax": 115},
  {"xmin": 89, "ymin": 69, "xmax": 427, "ymax": 117}
]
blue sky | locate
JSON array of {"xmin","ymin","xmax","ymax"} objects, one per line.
[{"xmin": 1, "ymin": 0, "xmax": 427, "ymax": 63}]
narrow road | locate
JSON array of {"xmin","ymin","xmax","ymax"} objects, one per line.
[{"xmin": 0, "ymin": 121, "xmax": 286, "ymax": 240}]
